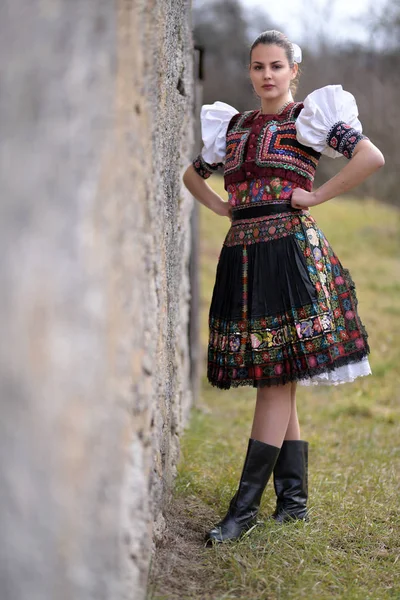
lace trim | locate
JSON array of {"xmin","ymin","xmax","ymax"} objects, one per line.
[
  {"xmin": 299, "ymin": 356, "xmax": 371, "ymax": 386},
  {"xmin": 207, "ymin": 350, "xmax": 371, "ymax": 390}
]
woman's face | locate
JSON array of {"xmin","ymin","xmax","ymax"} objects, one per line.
[{"xmin": 249, "ymin": 44, "xmax": 298, "ymax": 102}]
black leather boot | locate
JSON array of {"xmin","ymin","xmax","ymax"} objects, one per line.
[
  {"xmin": 271, "ymin": 440, "xmax": 309, "ymax": 523},
  {"xmin": 205, "ymin": 438, "xmax": 281, "ymax": 544}
]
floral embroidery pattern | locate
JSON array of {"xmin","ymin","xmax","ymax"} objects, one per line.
[
  {"xmin": 227, "ymin": 177, "xmax": 299, "ymax": 207},
  {"xmin": 208, "ymin": 212, "xmax": 369, "ymax": 389},
  {"xmin": 224, "ymin": 211, "xmax": 308, "ymax": 246},
  {"xmin": 326, "ymin": 121, "xmax": 369, "ymax": 159},
  {"xmin": 192, "ymin": 153, "xmax": 222, "ymax": 179}
]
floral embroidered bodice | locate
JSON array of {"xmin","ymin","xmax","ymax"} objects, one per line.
[{"xmin": 227, "ymin": 176, "xmax": 299, "ymax": 207}]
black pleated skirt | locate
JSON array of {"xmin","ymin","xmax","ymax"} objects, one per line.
[{"xmin": 207, "ymin": 203, "xmax": 370, "ymax": 389}]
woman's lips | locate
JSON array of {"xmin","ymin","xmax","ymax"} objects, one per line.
[{"xmin": 262, "ymin": 84, "xmax": 274, "ymax": 89}]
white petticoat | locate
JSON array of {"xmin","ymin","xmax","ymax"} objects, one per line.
[{"xmin": 299, "ymin": 356, "xmax": 372, "ymax": 386}]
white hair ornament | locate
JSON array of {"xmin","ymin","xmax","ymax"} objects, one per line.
[{"xmin": 292, "ymin": 43, "xmax": 302, "ymax": 63}]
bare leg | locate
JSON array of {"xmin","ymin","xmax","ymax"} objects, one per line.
[
  {"xmin": 284, "ymin": 381, "xmax": 301, "ymax": 441},
  {"xmin": 250, "ymin": 382, "xmax": 292, "ymax": 448}
]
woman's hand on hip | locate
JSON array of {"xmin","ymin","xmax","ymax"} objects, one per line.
[
  {"xmin": 211, "ymin": 198, "xmax": 232, "ymax": 220},
  {"xmin": 291, "ymin": 188, "xmax": 318, "ymax": 210},
  {"xmin": 183, "ymin": 165, "xmax": 232, "ymax": 220}
]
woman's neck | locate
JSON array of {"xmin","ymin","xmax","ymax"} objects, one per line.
[{"xmin": 260, "ymin": 93, "xmax": 294, "ymax": 115}]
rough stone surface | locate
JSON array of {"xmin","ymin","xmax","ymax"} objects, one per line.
[{"xmin": 0, "ymin": 1, "xmax": 194, "ymax": 599}]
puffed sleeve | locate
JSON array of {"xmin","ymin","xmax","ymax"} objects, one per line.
[
  {"xmin": 296, "ymin": 85, "xmax": 369, "ymax": 159},
  {"xmin": 192, "ymin": 101, "xmax": 239, "ymax": 178}
]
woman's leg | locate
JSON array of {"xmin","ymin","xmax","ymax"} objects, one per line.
[
  {"xmin": 271, "ymin": 381, "xmax": 309, "ymax": 522},
  {"xmin": 250, "ymin": 382, "xmax": 293, "ymax": 447},
  {"xmin": 284, "ymin": 382, "xmax": 301, "ymax": 441},
  {"xmin": 206, "ymin": 383, "xmax": 290, "ymax": 544}
]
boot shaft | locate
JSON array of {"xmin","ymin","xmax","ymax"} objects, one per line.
[
  {"xmin": 272, "ymin": 439, "xmax": 309, "ymax": 521},
  {"xmin": 233, "ymin": 439, "xmax": 281, "ymax": 513}
]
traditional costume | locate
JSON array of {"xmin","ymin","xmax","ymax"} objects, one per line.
[
  {"xmin": 193, "ymin": 81, "xmax": 373, "ymax": 544},
  {"xmin": 193, "ymin": 85, "xmax": 371, "ymax": 390}
]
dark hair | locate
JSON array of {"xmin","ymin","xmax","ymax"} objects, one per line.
[{"xmin": 250, "ymin": 30, "xmax": 300, "ymax": 95}]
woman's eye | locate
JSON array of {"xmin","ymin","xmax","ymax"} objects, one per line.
[{"xmin": 273, "ymin": 65, "xmax": 282, "ymax": 69}]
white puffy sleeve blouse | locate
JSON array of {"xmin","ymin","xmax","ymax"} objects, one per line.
[
  {"xmin": 296, "ymin": 84, "xmax": 368, "ymax": 159},
  {"xmin": 192, "ymin": 86, "xmax": 368, "ymax": 179},
  {"xmin": 192, "ymin": 101, "xmax": 239, "ymax": 178}
]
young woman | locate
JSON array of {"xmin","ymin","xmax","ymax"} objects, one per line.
[{"xmin": 183, "ymin": 30, "xmax": 384, "ymax": 545}]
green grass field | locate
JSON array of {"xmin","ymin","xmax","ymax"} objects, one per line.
[{"xmin": 149, "ymin": 177, "xmax": 400, "ymax": 600}]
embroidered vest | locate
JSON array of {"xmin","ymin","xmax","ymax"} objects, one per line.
[{"xmin": 223, "ymin": 102, "xmax": 321, "ymax": 192}]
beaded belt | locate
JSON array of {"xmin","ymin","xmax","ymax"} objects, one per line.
[{"xmin": 231, "ymin": 203, "xmax": 301, "ymax": 221}]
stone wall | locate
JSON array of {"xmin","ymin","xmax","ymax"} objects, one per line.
[{"xmin": 0, "ymin": 1, "xmax": 194, "ymax": 599}]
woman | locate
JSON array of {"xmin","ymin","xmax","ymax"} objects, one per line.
[{"xmin": 183, "ymin": 30, "xmax": 384, "ymax": 545}]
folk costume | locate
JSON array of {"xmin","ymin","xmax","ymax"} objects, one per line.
[
  {"xmin": 192, "ymin": 84, "xmax": 373, "ymax": 544},
  {"xmin": 193, "ymin": 85, "xmax": 372, "ymax": 391}
]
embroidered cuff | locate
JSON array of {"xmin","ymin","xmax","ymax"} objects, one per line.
[
  {"xmin": 192, "ymin": 153, "xmax": 222, "ymax": 179},
  {"xmin": 326, "ymin": 121, "xmax": 369, "ymax": 159}
]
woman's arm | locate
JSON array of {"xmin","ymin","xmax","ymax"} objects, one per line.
[
  {"xmin": 183, "ymin": 165, "xmax": 232, "ymax": 219},
  {"xmin": 291, "ymin": 139, "xmax": 385, "ymax": 209}
]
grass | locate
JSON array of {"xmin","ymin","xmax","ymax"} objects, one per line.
[{"xmin": 148, "ymin": 177, "xmax": 400, "ymax": 600}]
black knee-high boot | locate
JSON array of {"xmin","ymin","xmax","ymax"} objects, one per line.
[
  {"xmin": 271, "ymin": 439, "xmax": 309, "ymax": 523},
  {"xmin": 205, "ymin": 438, "xmax": 281, "ymax": 544}
]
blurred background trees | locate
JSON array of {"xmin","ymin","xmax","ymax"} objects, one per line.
[{"xmin": 193, "ymin": 0, "xmax": 399, "ymax": 206}]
